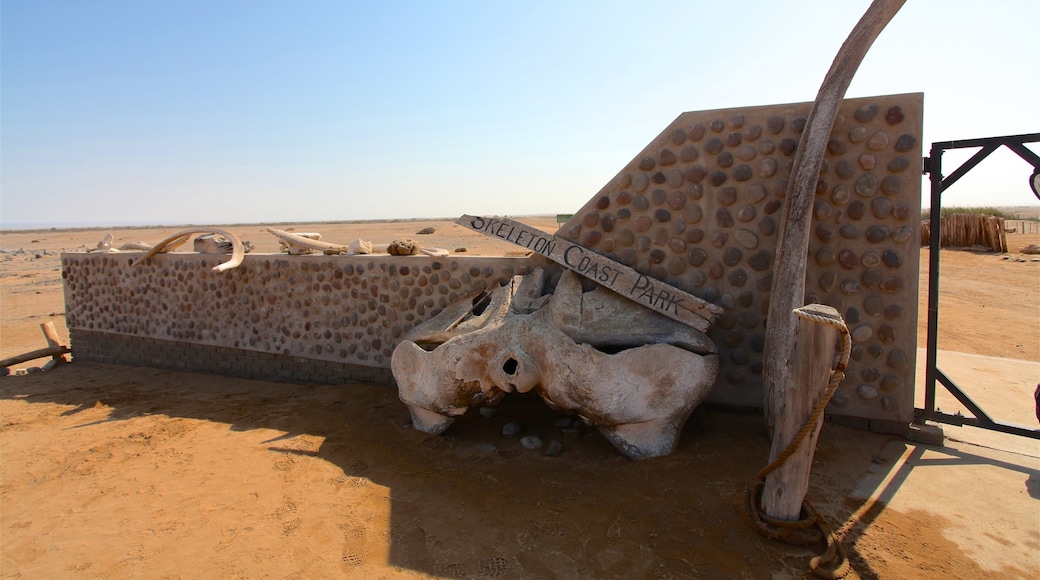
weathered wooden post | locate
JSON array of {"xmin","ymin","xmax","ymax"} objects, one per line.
[{"xmin": 761, "ymin": 304, "xmax": 844, "ymax": 520}]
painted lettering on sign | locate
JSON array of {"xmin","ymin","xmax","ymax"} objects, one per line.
[
  {"xmin": 468, "ymin": 216, "xmax": 557, "ymax": 255},
  {"xmin": 456, "ymin": 215, "xmax": 722, "ymax": 331},
  {"xmin": 562, "ymin": 245, "xmax": 622, "ymax": 287}
]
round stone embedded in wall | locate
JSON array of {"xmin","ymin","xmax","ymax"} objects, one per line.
[
  {"xmin": 847, "ymin": 200, "xmax": 865, "ymax": 220},
  {"xmin": 716, "ymin": 208, "xmax": 734, "ymax": 228},
  {"xmin": 736, "ymin": 205, "xmax": 757, "ymax": 223},
  {"xmin": 733, "ymin": 164, "xmax": 752, "ymax": 182},
  {"xmin": 814, "ymin": 200, "xmax": 832, "ymax": 221},
  {"xmin": 815, "ymin": 224, "xmax": 835, "ymax": 243},
  {"xmin": 757, "ymin": 158, "xmax": 778, "ymax": 178},
  {"xmin": 867, "ymin": 132, "xmax": 890, "ymax": 151},
  {"xmin": 710, "ymin": 119, "xmax": 724, "ymax": 133},
  {"xmin": 838, "ymin": 249, "xmax": 859, "ymax": 269},
  {"xmin": 881, "ymin": 176, "xmax": 902, "ymax": 195},
  {"xmin": 871, "ymin": 197, "xmax": 893, "ymax": 219},
  {"xmin": 667, "ymin": 190, "xmax": 687, "ymax": 210},
  {"xmin": 705, "ymin": 137, "xmax": 724, "ymax": 154},
  {"xmin": 791, "ymin": 117, "xmax": 806, "ymax": 132},
  {"xmin": 723, "ymin": 247, "xmax": 743, "ymax": 266},
  {"xmin": 885, "ymin": 106, "xmax": 905, "ymax": 125},
  {"xmin": 816, "ymin": 246, "xmax": 836, "ymax": 266},
  {"xmin": 894, "ymin": 134, "xmax": 916, "ymax": 152},
  {"xmin": 888, "ymin": 156, "xmax": 911, "ymax": 173},
  {"xmin": 882, "ymin": 250, "xmax": 901, "ymax": 268},
  {"xmin": 855, "ymin": 173, "xmax": 879, "ymax": 197},
  {"xmin": 763, "ymin": 199, "xmax": 782, "ymax": 215},
  {"xmin": 849, "ymin": 126, "xmax": 868, "ymax": 143},
  {"xmin": 688, "ymin": 248, "xmax": 707, "ymax": 267},
  {"xmin": 758, "ymin": 139, "xmax": 776, "ymax": 155},
  {"xmin": 819, "ymin": 271, "xmax": 837, "ymax": 292},
  {"xmin": 881, "ymin": 375, "xmax": 902, "ymax": 392},
  {"xmin": 887, "ymin": 348, "xmax": 908, "ymax": 369},
  {"xmin": 866, "ymin": 225, "xmax": 890, "ymax": 243},
  {"xmin": 779, "ymin": 138, "xmax": 798, "ymax": 156},
  {"xmin": 861, "ymin": 250, "xmax": 881, "ymax": 268},
  {"xmin": 855, "ymin": 104, "xmax": 878, "ymax": 122},
  {"xmin": 639, "ymin": 157, "xmax": 656, "ymax": 171},
  {"xmin": 864, "ymin": 295, "xmax": 883, "ymax": 316},
  {"xmin": 671, "ymin": 128, "xmax": 687, "ymax": 145},
  {"xmin": 857, "ymin": 384, "xmax": 879, "ymax": 400},
  {"xmin": 689, "ymin": 124, "xmax": 706, "ymax": 141},
  {"xmin": 652, "ymin": 171, "xmax": 667, "ymax": 184},
  {"xmin": 668, "ymin": 257, "xmax": 687, "ymax": 277},
  {"xmin": 748, "ymin": 249, "xmax": 771, "ymax": 271},
  {"xmin": 835, "ymin": 159, "xmax": 856, "ymax": 180},
  {"xmin": 737, "ymin": 145, "xmax": 757, "ymax": 161},
  {"xmin": 879, "ymin": 277, "xmax": 903, "ymax": 293},
  {"xmin": 726, "ymin": 132, "xmax": 742, "ymax": 147},
  {"xmin": 832, "ymin": 184, "xmax": 851, "ymax": 206},
  {"xmin": 827, "ymin": 138, "xmax": 847, "ymax": 156},
  {"xmin": 632, "ymin": 173, "xmax": 649, "ymax": 192},
  {"xmin": 861, "ymin": 268, "xmax": 881, "ymax": 288},
  {"xmin": 680, "ymin": 146, "xmax": 699, "ymax": 162},
  {"xmin": 839, "ymin": 224, "xmax": 860, "ymax": 239},
  {"xmin": 892, "ymin": 226, "xmax": 914, "ymax": 243},
  {"xmin": 667, "ymin": 169, "xmax": 684, "ymax": 188},
  {"xmin": 659, "ymin": 148, "xmax": 677, "ymax": 166},
  {"xmin": 716, "ymin": 187, "xmax": 737, "ymax": 207}
]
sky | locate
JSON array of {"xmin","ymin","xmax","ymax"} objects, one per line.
[{"xmin": 2, "ymin": 0, "xmax": 1038, "ymax": 228}]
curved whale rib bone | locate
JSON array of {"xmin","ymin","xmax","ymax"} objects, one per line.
[{"xmin": 134, "ymin": 227, "xmax": 246, "ymax": 272}]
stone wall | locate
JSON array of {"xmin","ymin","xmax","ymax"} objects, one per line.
[
  {"xmin": 62, "ymin": 253, "xmax": 529, "ymax": 384},
  {"xmin": 62, "ymin": 92, "xmax": 923, "ymax": 426},
  {"xmin": 558, "ymin": 93, "xmax": 923, "ymax": 423}
]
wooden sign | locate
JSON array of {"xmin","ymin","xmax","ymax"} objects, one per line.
[{"xmin": 456, "ymin": 215, "xmax": 722, "ymax": 332}]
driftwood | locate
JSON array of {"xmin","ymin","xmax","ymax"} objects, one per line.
[
  {"xmin": 763, "ymin": 0, "xmax": 905, "ymax": 431},
  {"xmin": 0, "ymin": 346, "xmax": 70, "ymax": 369},
  {"xmin": 133, "ymin": 228, "xmax": 247, "ymax": 272}
]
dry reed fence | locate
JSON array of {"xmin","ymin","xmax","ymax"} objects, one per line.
[{"xmin": 920, "ymin": 213, "xmax": 1009, "ymax": 252}]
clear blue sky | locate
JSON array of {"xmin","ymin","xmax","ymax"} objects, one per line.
[{"xmin": 2, "ymin": 0, "xmax": 1038, "ymax": 228}]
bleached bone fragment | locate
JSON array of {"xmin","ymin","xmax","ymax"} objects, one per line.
[
  {"xmin": 88, "ymin": 233, "xmax": 114, "ymax": 252},
  {"xmin": 134, "ymin": 228, "xmax": 246, "ymax": 272},
  {"xmin": 348, "ymin": 239, "xmax": 373, "ymax": 255},
  {"xmin": 194, "ymin": 233, "xmax": 234, "ymax": 254},
  {"xmin": 267, "ymin": 228, "xmax": 350, "ymax": 255},
  {"xmin": 117, "ymin": 241, "xmax": 153, "ymax": 251}
]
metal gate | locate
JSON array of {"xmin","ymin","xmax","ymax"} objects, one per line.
[{"xmin": 918, "ymin": 132, "xmax": 1040, "ymax": 439}]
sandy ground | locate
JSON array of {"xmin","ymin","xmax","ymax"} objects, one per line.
[{"xmin": 1, "ymin": 217, "xmax": 1038, "ymax": 579}]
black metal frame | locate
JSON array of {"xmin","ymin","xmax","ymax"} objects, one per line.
[{"xmin": 917, "ymin": 132, "xmax": 1040, "ymax": 438}]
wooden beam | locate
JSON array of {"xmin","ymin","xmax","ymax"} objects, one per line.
[
  {"xmin": 456, "ymin": 215, "xmax": 723, "ymax": 332},
  {"xmin": 1, "ymin": 346, "xmax": 72, "ymax": 369}
]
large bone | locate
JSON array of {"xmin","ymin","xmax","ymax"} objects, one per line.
[
  {"xmin": 267, "ymin": 228, "xmax": 449, "ymax": 257},
  {"xmin": 134, "ymin": 228, "xmax": 246, "ymax": 272},
  {"xmin": 392, "ymin": 314, "xmax": 718, "ymax": 459},
  {"xmin": 763, "ymin": 0, "xmax": 905, "ymax": 430},
  {"xmin": 391, "ymin": 269, "xmax": 720, "ymax": 459},
  {"xmin": 267, "ymin": 228, "xmax": 351, "ymax": 255}
]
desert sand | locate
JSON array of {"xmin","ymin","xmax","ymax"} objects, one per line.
[{"xmin": 1, "ymin": 217, "xmax": 1038, "ymax": 579}]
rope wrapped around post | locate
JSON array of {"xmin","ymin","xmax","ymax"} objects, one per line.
[{"xmin": 748, "ymin": 306, "xmax": 854, "ymax": 579}]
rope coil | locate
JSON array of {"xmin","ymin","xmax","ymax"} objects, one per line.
[{"xmin": 748, "ymin": 306, "xmax": 855, "ymax": 579}]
